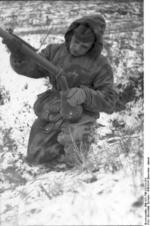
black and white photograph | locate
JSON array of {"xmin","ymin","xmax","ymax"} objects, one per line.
[{"xmin": 0, "ymin": 0, "xmax": 144, "ymax": 225}]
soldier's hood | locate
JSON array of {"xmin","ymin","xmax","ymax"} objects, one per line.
[{"xmin": 65, "ymin": 14, "xmax": 106, "ymax": 59}]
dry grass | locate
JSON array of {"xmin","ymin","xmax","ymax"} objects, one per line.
[{"xmin": 68, "ymin": 126, "xmax": 143, "ymax": 177}]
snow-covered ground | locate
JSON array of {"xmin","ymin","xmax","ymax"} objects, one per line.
[{"xmin": 0, "ymin": 1, "xmax": 143, "ymax": 225}]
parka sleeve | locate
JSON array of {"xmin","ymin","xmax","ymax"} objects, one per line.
[
  {"xmin": 10, "ymin": 44, "xmax": 60, "ymax": 79},
  {"xmin": 82, "ymin": 64, "xmax": 117, "ymax": 114}
]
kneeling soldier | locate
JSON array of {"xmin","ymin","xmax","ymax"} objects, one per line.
[{"xmin": 3, "ymin": 14, "xmax": 116, "ymax": 168}]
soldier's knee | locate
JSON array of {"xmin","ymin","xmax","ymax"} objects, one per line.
[{"xmin": 57, "ymin": 123, "xmax": 94, "ymax": 146}]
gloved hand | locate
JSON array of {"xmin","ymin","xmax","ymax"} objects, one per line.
[{"xmin": 67, "ymin": 87, "xmax": 86, "ymax": 107}]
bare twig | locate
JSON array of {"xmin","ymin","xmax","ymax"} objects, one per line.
[{"xmin": 40, "ymin": 184, "xmax": 52, "ymax": 200}]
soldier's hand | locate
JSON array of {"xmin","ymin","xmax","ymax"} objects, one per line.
[{"xmin": 67, "ymin": 87, "xmax": 86, "ymax": 107}]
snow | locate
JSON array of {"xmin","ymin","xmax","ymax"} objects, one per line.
[{"xmin": 0, "ymin": 170, "xmax": 144, "ymax": 225}]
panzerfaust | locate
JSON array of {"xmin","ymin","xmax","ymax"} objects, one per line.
[{"xmin": 0, "ymin": 28, "xmax": 83, "ymax": 122}]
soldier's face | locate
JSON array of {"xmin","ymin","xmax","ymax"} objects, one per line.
[{"xmin": 69, "ymin": 35, "xmax": 93, "ymax": 57}]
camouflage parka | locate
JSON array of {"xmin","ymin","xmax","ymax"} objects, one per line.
[{"xmin": 10, "ymin": 14, "xmax": 116, "ymax": 119}]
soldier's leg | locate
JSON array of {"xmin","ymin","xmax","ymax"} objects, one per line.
[
  {"xmin": 26, "ymin": 118, "xmax": 64, "ymax": 164},
  {"xmin": 57, "ymin": 115, "xmax": 96, "ymax": 167}
]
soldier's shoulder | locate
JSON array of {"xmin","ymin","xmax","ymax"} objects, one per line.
[
  {"xmin": 93, "ymin": 54, "xmax": 111, "ymax": 70},
  {"xmin": 42, "ymin": 43, "xmax": 65, "ymax": 59},
  {"xmin": 98, "ymin": 54, "xmax": 110, "ymax": 65}
]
